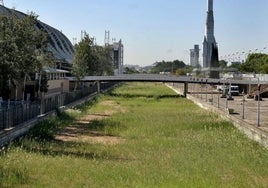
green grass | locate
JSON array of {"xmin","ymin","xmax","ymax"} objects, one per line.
[{"xmin": 1, "ymin": 82, "xmax": 268, "ymax": 187}]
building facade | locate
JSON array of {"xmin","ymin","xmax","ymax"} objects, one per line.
[
  {"xmin": 190, "ymin": 45, "xmax": 200, "ymax": 67},
  {"xmin": 111, "ymin": 40, "xmax": 124, "ymax": 75}
]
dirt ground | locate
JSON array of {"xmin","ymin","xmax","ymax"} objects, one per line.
[{"xmin": 55, "ymin": 100, "xmax": 125, "ymax": 145}]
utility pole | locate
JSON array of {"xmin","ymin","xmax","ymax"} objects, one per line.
[{"xmin": 0, "ymin": 0, "xmax": 4, "ymax": 6}]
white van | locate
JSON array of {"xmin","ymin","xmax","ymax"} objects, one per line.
[
  {"xmin": 229, "ymin": 85, "xmax": 239, "ymax": 96},
  {"xmin": 218, "ymin": 85, "xmax": 239, "ymax": 96}
]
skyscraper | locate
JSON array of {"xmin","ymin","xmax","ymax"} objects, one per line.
[
  {"xmin": 202, "ymin": 0, "xmax": 217, "ymax": 68},
  {"xmin": 190, "ymin": 45, "xmax": 200, "ymax": 67}
]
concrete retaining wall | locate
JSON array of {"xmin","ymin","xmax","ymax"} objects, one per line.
[
  {"xmin": 167, "ymin": 84, "xmax": 268, "ymax": 149},
  {"xmin": 187, "ymin": 93, "xmax": 268, "ymax": 149}
]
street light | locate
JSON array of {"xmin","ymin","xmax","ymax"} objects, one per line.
[
  {"xmin": 242, "ymin": 89, "xmax": 245, "ymax": 119},
  {"xmin": 260, "ymin": 47, "xmax": 266, "ymax": 53},
  {"xmin": 257, "ymin": 80, "xmax": 261, "ymax": 127}
]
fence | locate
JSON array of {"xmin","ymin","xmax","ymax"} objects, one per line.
[
  {"xmin": 172, "ymin": 82, "xmax": 268, "ymax": 128},
  {"xmin": 0, "ymin": 102, "xmax": 40, "ymax": 131},
  {"xmin": 0, "ymin": 82, "xmax": 117, "ymax": 131}
]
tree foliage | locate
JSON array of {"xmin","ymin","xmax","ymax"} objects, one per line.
[
  {"xmin": 218, "ymin": 53, "xmax": 268, "ymax": 74},
  {"xmin": 72, "ymin": 33, "xmax": 114, "ymax": 84},
  {"xmin": 219, "ymin": 60, "xmax": 228, "ymax": 68},
  {"xmin": 92, "ymin": 45, "xmax": 114, "ymax": 76},
  {"xmin": 0, "ymin": 13, "xmax": 50, "ymax": 99},
  {"xmin": 124, "ymin": 67, "xmax": 140, "ymax": 74},
  {"xmin": 72, "ymin": 34, "xmax": 94, "ymax": 82},
  {"xmin": 175, "ymin": 66, "xmax": 193, "ymax": 76},
  {"xmin": 240, "ymin": 53, "xmax": 268, "ymax": 73},
  {"xmin": 150, "ymin": 60, "xmax": 186, "ymax": 74}
]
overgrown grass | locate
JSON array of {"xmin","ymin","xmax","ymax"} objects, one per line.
[{"xmin": 1, "ymin": 82, "xmax": 268, "ymax": 187}]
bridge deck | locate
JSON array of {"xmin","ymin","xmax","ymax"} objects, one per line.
[{"xmin": 67, "ymin": 74, "xmax": 265, "ymax": 85}]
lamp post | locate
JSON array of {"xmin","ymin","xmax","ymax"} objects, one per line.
[
  {"xmin": 257, "ymin": 80, "xmax": 261, "ymax": 127},
  {"xmin": 225, "ymin": 81, "xmax": 229, "ymax": 109},
  {"xmin": 201, "ymin": 79, "xmax": 203, "ymax": 100},
  {"xmin": 242, "ymin": 89, "xmax": 245, "ymax": 119},
  {"xmin": 217, "ymin": 80, "xmax": 220, "ymax": 108},
  {"xmin": 206, "ymin": 79, "xmax": 208, "ymax": 102}
]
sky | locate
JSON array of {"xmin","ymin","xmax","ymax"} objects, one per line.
[{"xmin": 3, "ymin": 0, "xmax": 268, "ymax": 66}]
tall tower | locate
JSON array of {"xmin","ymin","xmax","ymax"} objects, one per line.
[
  {"xmin": 202, "ymin": 0, "xmax": 217, "ymax": 68},
  {"xmin": 190, "ymin": 45, "xmax": 200, "ymax": 67}
]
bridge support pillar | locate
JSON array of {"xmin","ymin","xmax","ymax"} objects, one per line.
[
  {"xmin": 184, "ymin": 82, "xmax": 188, "ymax": 97},
  {"xmin": 97, "ymin": 81, "xmax": 100, "ymax": 93}
]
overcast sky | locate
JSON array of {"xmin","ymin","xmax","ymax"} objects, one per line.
[{"xmin": 3, "ymin": 0, "xmax": 268, "ymax": 66}]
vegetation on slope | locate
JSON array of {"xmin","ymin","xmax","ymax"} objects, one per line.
[{"xmin": 1, "ymin": 83, "xmax": 268, "ymax": 187}]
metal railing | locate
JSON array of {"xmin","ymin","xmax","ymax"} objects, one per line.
[
  {"xmin": 0, "ymin": 82, "xmax": 117, "ymax": 131},
  {"xmin": 172, "ymin": 82, "xmax": 268, "ymax": 128},
  {"xmin": 0, "ymin": 102, "xmax": 40, "ymax": 130}
]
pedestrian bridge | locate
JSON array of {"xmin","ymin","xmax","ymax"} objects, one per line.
[
  {"xmin": 68, "ymin": 74, "xmax": 263, "ymax": 97},
  {"xmin": 68, "ymin": 74, "xmax": 261, "ymax": 85}
]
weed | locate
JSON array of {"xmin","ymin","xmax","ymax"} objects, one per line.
[{"xmin": 0, "ymin": 82, "xmax": 268, "ymax": 187}]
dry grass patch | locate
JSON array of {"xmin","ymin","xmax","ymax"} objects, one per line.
[
  {"xmin": 55, "ymin": 100, "xmax": 125, "ymax": 145},
  {"xmin": 98, "ymin": 100, "xmax": 127, "ymax": 114}
]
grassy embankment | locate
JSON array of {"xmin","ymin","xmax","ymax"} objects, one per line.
[{"xmin": 1, "ymin": 82, "xmax": 268, "ymax": 187}]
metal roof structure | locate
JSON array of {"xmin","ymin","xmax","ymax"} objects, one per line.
[{"xmin": 0, "ymin": 5, "xmax": 74, "ymax": 67}]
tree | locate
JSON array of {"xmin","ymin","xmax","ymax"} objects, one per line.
[
  {"xmin": 124, "ymin": 67, "xmax": 140, "ymax": 74},
  {"xmin": 261, "ymin": 63, "xmax": 268, "ymax": 73},
  {"xmin": 219, "ymin": 60, "xmax": 228, "ymax": 69},
  {"xmin": 0, "ymin": 15, "xmax": 17, "ymax": 99},
  {"xmin": 175, "ymin": 65, "xmax": 193, "ymax": 76},
  {"xmin": 229, "ymin": 62, "xmax": 241, "ymax": 70},
  {"xmin": 92, "ymin": 45, "xmax": 113, "ymax": 76},
  {"xmin": 14, "ymin": 13, "xmax": 52, "ymax": 99},
  {"xmin": 150, "ymin": 60, "xmax": 186, "ymax": 74},
  {"xmin": 72, "ymin": 32, "xmax": 114, "ymax": 89},
  {"xmin": 0, "ymin": 13, "xmax": 51, "ymax": 100},
  {"xmin": 72, "ymin": 34, "xmax": 94, "ymax": 89},
  {"xmin": 240, "ymin": 53, "xmax": 268, "ymax": 73}
]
